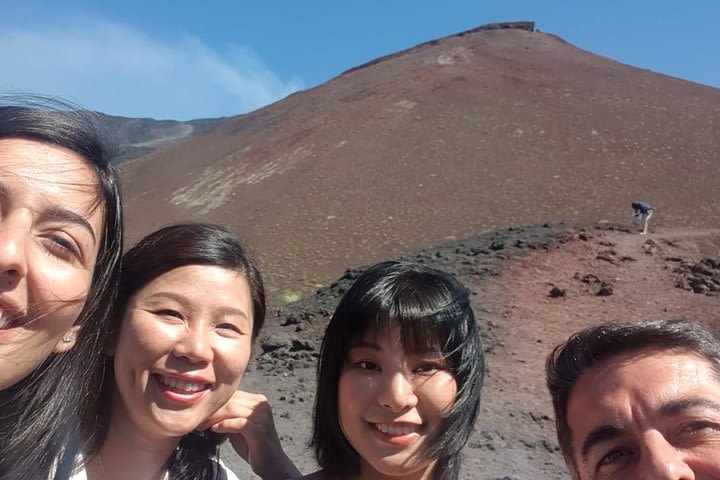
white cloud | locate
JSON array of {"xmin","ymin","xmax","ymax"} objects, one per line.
[{"xmin": 0, "ymin": 20, "xmax": 303, "ymax": 119}]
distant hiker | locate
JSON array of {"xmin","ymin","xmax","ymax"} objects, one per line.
[{"xmin": 631, "ymin": 201, "xmax": 653, "ymax": 235}]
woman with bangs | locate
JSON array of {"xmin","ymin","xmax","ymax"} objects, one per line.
[{"xmin": 305, "ymin": 260, "xmax": 484, "ymax": 480}]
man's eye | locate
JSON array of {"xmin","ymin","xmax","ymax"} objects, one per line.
[
  {"xmin": 597, "ymin": 448, "xmax": 633, "ymax": 472},
  {"xmin": 681, "ymin": 421, "xmax": 720, "ymax": 435}
]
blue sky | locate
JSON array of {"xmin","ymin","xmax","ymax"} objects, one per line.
[{"xmin": 1, "ymin": 1, "xmax": 717, "ymax": 120}]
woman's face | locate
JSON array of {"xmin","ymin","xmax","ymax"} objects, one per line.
[
  {"xmin": 337, "ymin": 328, "xmax": 458, "ymax": 479},
  {"xmin": 112, "ymin": 264, "xmax": 254, "ymax": 440},
  {"xmin": 0, "ymin": 138, "xmax": 104, "ymax": 390}
]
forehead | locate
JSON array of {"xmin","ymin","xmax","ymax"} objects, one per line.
[
  {"xmin": 566, "ymin": 351, "xmax": 720, "ymax": 444},
  {"xmin": 136, "ymin": 264, "xmax": 251, "ymax": 306},
  {"xmin": 0, "ymin": 138, "xmax": 104, "ymax": 234},
  {"xmin": 0, "ymin": 138, "xmax": 97, "ymax": 185},
  {"xmin": 0, "ymin": 138, "xmax": 101, "ymax": 213}
]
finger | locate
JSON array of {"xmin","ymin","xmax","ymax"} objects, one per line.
[
  {"xmin": 197, "ymin": 391, "xmax": 272, "ymax": 431},
  {"xmin": 210, "ymin": 417, "xmax": 250, "ymax": 434},
  {"xmin": 198, "ymin": 401, "xmax": 257, "ymax": 430}
]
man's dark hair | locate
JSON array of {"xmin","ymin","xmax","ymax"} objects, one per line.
[
  {"xmin": 311, "ymin": 260, "xmax": 484, "ymax": 480},
  {"xmin": 546, "ymin": 318, "xmax": 720, "ymax": 477}
]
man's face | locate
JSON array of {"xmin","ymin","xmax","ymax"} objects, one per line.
[{"xmin": 566, "ymin": 350, "xmax": 720, "ymax": 479}]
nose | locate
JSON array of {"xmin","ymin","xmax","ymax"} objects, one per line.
[
  {"xmin": 638, "ymin": 432, "xmax": 695, "ymax": 480},
  {"xmin": 172, "ymin": 324, "xmax": 214, "ymax": 365},
  {"xmin": 378, "ymin": 371, "xmax": 418, "ymax": 412},
  {"xmin": 0, "ymin": 215, "xmax": 30, "ymax": 287}
]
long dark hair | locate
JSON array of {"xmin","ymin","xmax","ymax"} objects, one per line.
[
  {"xmin": 311, "ymin": 261, "xmax": 484, "ymax": 480},
  {"xmin": 86, "ymin": 223, "xmax": 266, "ymax": 480},
  {"xmin": 0, "ymin": 95, "xmax": 124, "ymax": 480}
]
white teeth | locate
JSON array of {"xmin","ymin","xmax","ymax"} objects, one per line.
[
  {"xmin": 158, "ymin": 375, "xmax": 204, "ymax": 393},
  {"xmin": 375, "ymin": 423, "xmax": 419, "ymax": 436}
]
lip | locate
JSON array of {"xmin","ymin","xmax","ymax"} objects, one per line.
[
  {"xmin": 152, "ymin": 372, "xmax": 213, "ymax": 405},
  {"xmin": 369, "ymin": 421, "xmax": 423, "ymax": 447}
]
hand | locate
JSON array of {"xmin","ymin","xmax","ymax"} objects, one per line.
[{"xmin": 199, "ymin": 390, "xmax": 302, "ymax": 480}]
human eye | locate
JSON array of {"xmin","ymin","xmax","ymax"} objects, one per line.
[
  {"xmin": 596, "ymin": 447, "xmax": 634, "ymax": 475},
  {"xmin": 680, "ymin": 420, "xmax": 720, "ymax": 435},
  {"xmin": 43, "ymin": 233, "xmax": 82, "ymax": 262},
  {"xmin": 153, "ymin": 309, "xmax": 183, "ymax": 319},
  {"xmin": 412, "ymin": 354, "xmax": 449, "ymax": 375},
  {"xmin": 413, "ymin": 361, "xmax": 442, "ymax": 374},
  {"xmin": 358, "ymin": 360, "xmax": 379, "ymax": 370},
  {"xmin": 216, "ymin": 322, "xmax": 247, "ymax": 337}
]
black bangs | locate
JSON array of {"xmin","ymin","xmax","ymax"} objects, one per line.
[
  {"xmin": 354, "ymin": 288, "xmax": 472, "ymax": 364},
  {"xmin": 332, "ymin": 260, "xmax": 475, "ymax": 366},
  {"xmin": 312, "ymin": 260, "xmax": 484, "ymax": 480}
]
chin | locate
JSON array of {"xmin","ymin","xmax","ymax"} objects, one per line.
[
  {"xmin": 366, "ymin": 457, "xmax": 433, "ymax": 478},
  {"xmin": 149, "ymin": 409, "xmax": 208, "ymax": 437}
]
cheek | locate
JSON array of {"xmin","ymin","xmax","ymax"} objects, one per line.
[
  {"xmin": 32, "ymin": 251, "xmax": 94, "ymax": 304},
  {"xmin": 113, "ymin": 314, "xmax": 170, "ymax": 374},
  {"xmin": 337, "ymin": 370, "xmax": 366, "ymax": 408},
  {"xmin": 424, "ymin": 374, "xmax": 458, "ymax": 414},
  {"xmin": 28, "ymin": 301, "xmax": 84, "ymax": 338},
  {"xmin": 337, "ymin": 371, "xmax": 372, "ymax": 430},
  {"xmin": 214, "ymin": 337, "xmax": 253, "ymax": 388},
  {"xmin": 27, "ymin": 265, "xmax": 92, "ymax": 332}
]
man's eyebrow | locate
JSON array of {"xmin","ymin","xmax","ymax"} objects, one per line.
[
  {"xmin": 43, "ymin": 206, "xmax": 97, "ymax": 243},
  {"xmin": 581, "ymin": 424, "xmax": 626, "ymax": 459},
  {"xmin": 660, "ymin": 396, "xmax": 720, "ymax": 416}
]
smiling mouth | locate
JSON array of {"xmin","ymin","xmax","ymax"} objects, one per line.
[
  {"xmin": 370, "ymin": 421, "xmax": 423, "ymax": 446},
  {"xmin": 373, "ymin": 422, "xmax": 421, "ymax": 436},
  {"xmin": 155, "ymin": 374, "xmax": 210, "ymax": 394}
]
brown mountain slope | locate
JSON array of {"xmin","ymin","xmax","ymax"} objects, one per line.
[{"xmin": 120, "ymin": 23, "xmax": 720, "ymax": 296}]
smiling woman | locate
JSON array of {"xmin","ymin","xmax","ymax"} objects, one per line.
[
  {"xmin": 57, "ymin": 223, "xmax": 299, "ymax": 480},
  {"xmin": 307, "ymin": 261, "xmax": 485, "ymax": 480},
  {"xmin": 0, "ymin": 96, "xmax": 123, "ymax": 480}
]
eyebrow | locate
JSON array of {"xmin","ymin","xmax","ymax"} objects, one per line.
[
  {"xmin": 579, "ymin": 396, "xmax": 720, "ymax": 459},
  {"xmin": 0, "ymin": 179, "xmax": 98, "ymax": 244},
  {"xmin": 42, "ymin": 206, "xmax": 97, "ymax": 244},
  {"xmin": 144, "ymin": 292, "xmax": 249, "ymax": 319},
  {"xmin": 660, "ymin": 396, "xmax": 720, "ymax": 416},
  {"xmin": 581, "ymin": 424, "xmax": 626, "ymax": 459}
]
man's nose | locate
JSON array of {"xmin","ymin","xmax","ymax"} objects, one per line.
[{"xmin": 638, "ymin": 432, "xmax": 695, "ymax": 480}]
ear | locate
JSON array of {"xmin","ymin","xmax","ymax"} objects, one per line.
[{"xmin": 53, "ymin": 324, "xmax": 82, "ymax": 353}]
